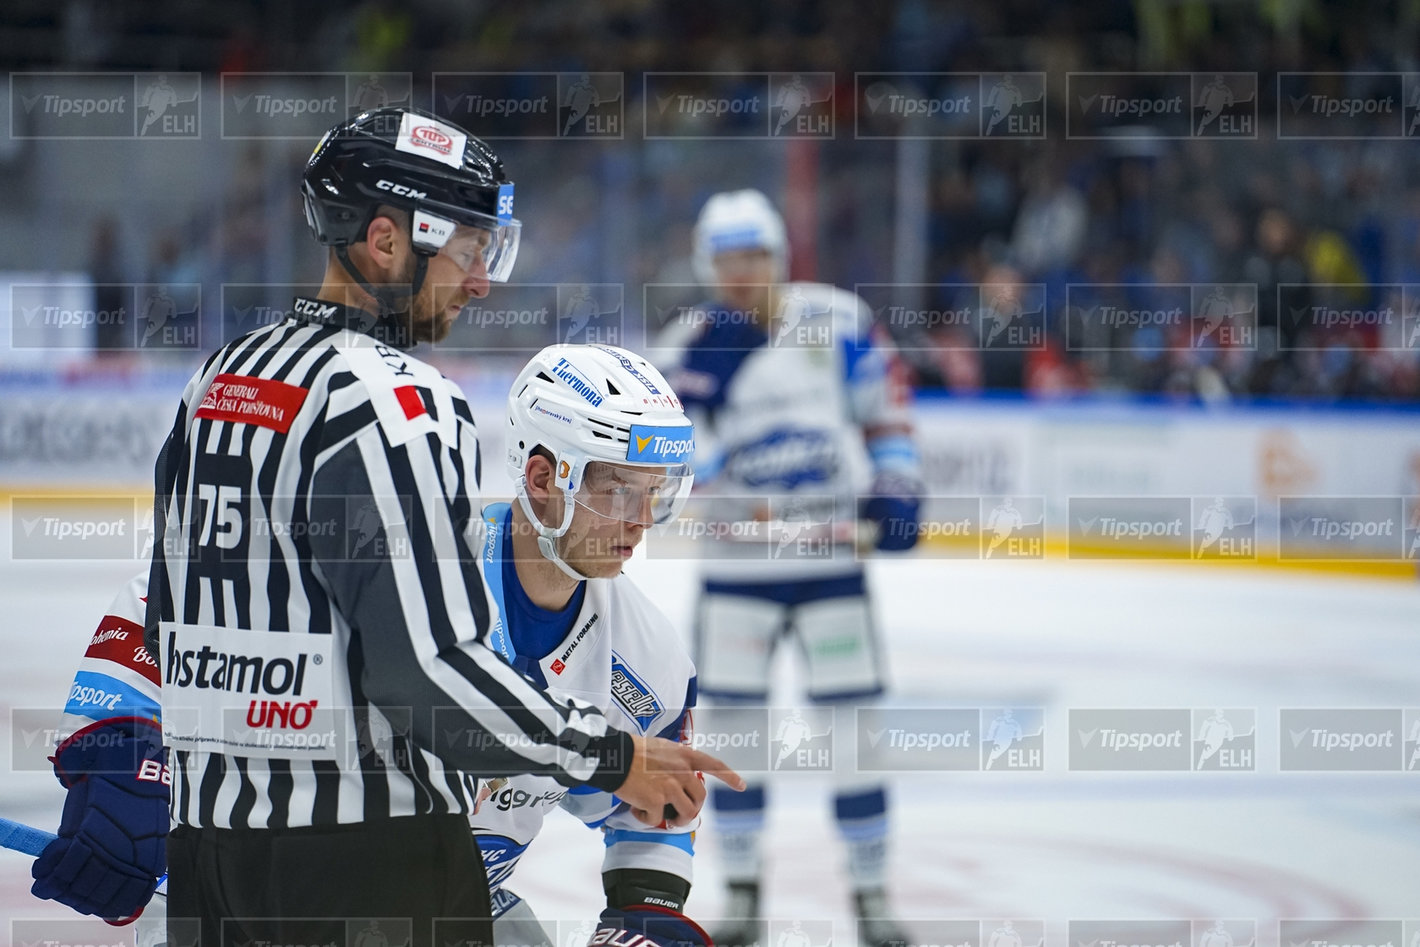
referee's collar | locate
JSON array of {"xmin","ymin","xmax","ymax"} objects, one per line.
[{"xmin": 291, "ymin": 295, "xmax": 415, "ymax": 350}]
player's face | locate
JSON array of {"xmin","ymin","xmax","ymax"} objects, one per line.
[
  {"xmin": 713, "ymin": 248, "xmax": 776, "ymax": 315},
  {"xmin": 409, "ymin": 226, "xmax": 493, "ymax": 344},
  {"xmin": 553, "ymin": 463, "xmax": 671, "ymax": 577}
]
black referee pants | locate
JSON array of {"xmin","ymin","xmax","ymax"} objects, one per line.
[{"xmin": 166, "ymin": 815, "xmax": 493, "ymax": 947}]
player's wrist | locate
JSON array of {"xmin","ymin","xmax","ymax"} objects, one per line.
[{"xmin": 585, "ymin": 729, "xmax": 638, "ymax": 795}]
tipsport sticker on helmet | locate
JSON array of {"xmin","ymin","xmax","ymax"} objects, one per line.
[
  {"xmin": 394, "ymin": 111, "xmax": 466, "ymax": 170},
  {"xmin": 627, "ymin": 424, "xmax": 695, "ymax": 465},
  {"xmin": 497, "ymin": 183, "xmax": 515, "ymax": 222}
]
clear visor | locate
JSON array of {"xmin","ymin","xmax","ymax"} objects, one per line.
[
  {"xmin": 417, "ymin": 213, "xmax": 521, "ymax": 283},
  {"xmin": 570, "ymin": 460, "xmax": 693, "ymax": 527}
]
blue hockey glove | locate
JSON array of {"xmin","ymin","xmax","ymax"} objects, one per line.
[
  {"xmin": 860, "ymin": 471, "xmax": 922, "ymax": 551},
  {"xmin": 31, "ymin": 718, "xmax": 168, "ymax": 922},
  {"xmin": 590, "ymin": 905, "xmax": 712, "ymax": 947}
]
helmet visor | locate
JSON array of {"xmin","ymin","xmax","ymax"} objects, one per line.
[{"xmin": 571, "ymin": 460, "xmax": 693, "ymax": 527}]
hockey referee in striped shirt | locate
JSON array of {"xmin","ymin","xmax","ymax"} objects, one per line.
[{"xmin": 97, "ymin": 107, "xmax": 741, "ymax": 946}]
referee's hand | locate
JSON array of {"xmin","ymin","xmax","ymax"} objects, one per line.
[{"xmin": 618, "ymin": 734, "xmax": 746, "ymax": 828}]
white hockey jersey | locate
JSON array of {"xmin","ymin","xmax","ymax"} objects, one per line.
[
  {"xmin": 660, "ymin": 281, "xmax": 918, "ymax": 580},
  {"xmin": 461, "ymin": 502, "xmax": 699, "ymax": 914}
]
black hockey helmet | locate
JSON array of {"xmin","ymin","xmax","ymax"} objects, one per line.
[{"xmin": 301, "ymin": 106, "xmax": 520, "ymax": 282}]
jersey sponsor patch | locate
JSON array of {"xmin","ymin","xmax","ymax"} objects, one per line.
[
  {"xmin": 394, "ymin": 111, "xmax": 467, "ymax": 170},
  {"xmin": 65, "ymin": 670, "xmax": 160, "ymax": 722},
  {"xmin": 195, "ymin": 373, "xmax": 309, "ymax": 434},
  {"xmin": 609, "ymin": 652, "xmax": 663, "ymax": 730},
  {"xmin": 84, "ymin": 615, "xmax": 161, "ymax": 686},
  {"xmin": 394, "ymin": 384, "xmax": 428, "ymax": 420},
  {"xmin": 627, "ymin": 424, "xmax": 695, "ymax": 465},
  {"xmin": 161, "ymin": 623, "xmax": 338, "ymax": 761},
  {"xmin": 412, "ymin": 209, "xmax": 456, "ymax": 250}
]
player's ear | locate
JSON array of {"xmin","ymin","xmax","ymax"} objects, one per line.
[
  {"xmin": 524, "ymin": 453, "xmax": 554, "ymax": 503},
  {"xmin": 364, "ymin": 206, "xmax": 407, "ymax": 271}
]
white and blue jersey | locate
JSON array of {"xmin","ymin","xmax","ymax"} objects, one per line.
[
  {"xmin": 470, "ymin": 503, "xmax": 698, "ymax": 916},
  {"xmin": 661, "ymin": 281, "xmax": 918, "ymax": 581}
]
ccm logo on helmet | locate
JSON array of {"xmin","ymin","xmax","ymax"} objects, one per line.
[{"xmin": 377, "ymin": 179, "xmax": 427, "ymax": 201}]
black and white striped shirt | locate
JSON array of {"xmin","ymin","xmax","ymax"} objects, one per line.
[{"xmin": 143, "ymin": 300, "xmax": 632, "ymax": 829}]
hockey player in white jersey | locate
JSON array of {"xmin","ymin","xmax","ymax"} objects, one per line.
[
  {"xmin": 470, "ymin": 343, "xmax": 709, "ymax": 947},
  {"xmin": 659, "ymin": 190, "xmax": 923, "ymax": 947},
  {"xmin": 33, "ymin": 344, "xmax": 715, "ymax": 947}
]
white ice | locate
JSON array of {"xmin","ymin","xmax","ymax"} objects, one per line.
[{"xmin": 1, "ymin": 534, "xmax": 1418, "ymax": 946}]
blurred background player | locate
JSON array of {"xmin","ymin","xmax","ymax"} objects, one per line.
[{"xmin": 658, "ymin": 189, "xmax": 923, "ymax": 947}]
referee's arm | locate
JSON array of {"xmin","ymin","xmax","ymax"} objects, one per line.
[{"xmin": 306, "ymin": 411, "xmax": 634, "ymax": 793}]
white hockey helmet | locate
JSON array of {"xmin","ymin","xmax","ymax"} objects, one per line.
[
  {"xmin": 692, "ymin": 188, "xmax": 788, "ymax": 286},
  {"xmin": 506, "ymin": 344, "xmax": 695, "ymax": 576}
]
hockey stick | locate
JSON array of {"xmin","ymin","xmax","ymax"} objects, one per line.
[{"xmin": 0, "ymin": 816, "xmax": 168, "ymax": 906}]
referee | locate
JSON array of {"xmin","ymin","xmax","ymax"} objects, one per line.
[{"xmin": 141, "ymin": 107, "xmax": 741, "ymax": 947}]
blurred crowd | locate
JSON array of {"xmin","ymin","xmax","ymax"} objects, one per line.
[{"xmin": 4, "ymin": 0, "xmax": 1420, "ymax": 402}]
